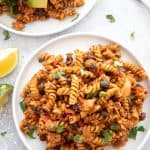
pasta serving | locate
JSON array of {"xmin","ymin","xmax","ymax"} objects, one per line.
[
  {"xmin": 0, "ymin": 0, "xmax": 84, "ymax": 30},
  {"xmin": 20, "ymin": 43, "xmax": 148, "ymax": 150}
]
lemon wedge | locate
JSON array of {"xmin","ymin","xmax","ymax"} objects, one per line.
[
  {"xmin": 0, "ymin": 48, "xmax": 19, "ymax": 78},
  {"xmin": 0, "ymin": 84, "xmax": 13, "ymax": 112}
]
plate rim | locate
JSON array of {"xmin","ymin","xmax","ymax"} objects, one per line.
[
  {"xmin": 12, "ymin": 32, "xmax": 150, "ymax": 150},
  {"xmin": 0, "ymin": 0, "xmax": 97, "ymax": 37}
]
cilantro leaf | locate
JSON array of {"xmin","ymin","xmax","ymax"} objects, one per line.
[
  {"xmin": 3, "ymin": 30, "xmax": 10, "ymax": 40},
  {"xmin": 130, "ymin": 32, "xmax": 135, "ymax": 40},
  {"xmin": 73, "ymin": 134, "xmax": 83, "ymax": 144},
  {"xmin": 103, "ymin": 130, "xmax": 113, "ymax": 144},
  {"xmin": 27, "ymin": 127, "xmax": 36, "ymax": 139},
  {"xmin": 53, "ymin": 71, "xmax": 65, "ymax": 79},
  {"xmin": 86, "ymin": 93, "xmax": 96, "ymax": 99},
  {"xmin": 0, "ymin": 131, "xmax": 7, "ymax": 136},
  {"xmin": 19, "ymin": 100, "xmax": 26, "ymax": 112},
  {"xmin": 99, "ymin": 92, "xmax": 107, "ymax": 97},
  {"xmin": 110, "ymin": 123, "xmax": 120, "ymax": 131},
  {"xmin": 129, "ymin": 127, "xmax": 138, "ymax": 139},
  {"xmin": 56, "ymin": 125, "xmax": 64, "ymax": 134},
  {"xmin": 138, "ymin": 126, "xmax": 145, "ymax": 132},
  {"xmin": 106, "ymin": 14, "xmax": 116, "ymax": 23},
  {"xmin": 72, "ymin": 13, "xmax": 79, "ymax": 22}
]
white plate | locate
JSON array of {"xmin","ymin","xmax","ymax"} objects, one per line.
[
  {"xmin": 12, "ymin": 33, "xmax": 150, "ymax": 150},
  {"xmin": 0, "ymin": 0, "xmax": 96, "ymax": 36}
]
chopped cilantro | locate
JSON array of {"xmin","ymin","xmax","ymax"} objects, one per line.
[
  {"xmin": 27, "ymin": 127, "xmax": 36, "ymax": 139},
  {"xmin": 110, "ymin": 123, "xmax": 120, "ymax": 131},
  {"xmin": 86, "ymin": 93, "xmax": 96, "ymax": 99},
  {"xmin": 56, "ymin": 125, "xmax": 64, "ymax": 134},
  {"xmin": 19, "ymin": 100, "xmax": 26, "ymax": 112},
  {"xmin": 0, "ymin": 131, "xmax": 7, "ymax": 136},
  {"xmin": 53, "ymin": 71, "xmax": 65, "ymax": 79},
  {"xmin": 73, "ymin": 134, "xmax": 83, "ymax": 144},
  {"xmin": 106, "ymin": 14, "xmax": 116, "ymax": 23},
  {"xmin": 130, "ymin": 32, "xmax": 135, "ymax": 40},
  {"xmin": 99, "ymin": 92, "xmax": 107, "ymax": 97},
  {"xmin": 103, "ymin": 130, "xmax": 112, "ymax": 144},
  {"xmin": 72, "ymin": 13, "xmax": 79, "ymax": 22},
  {"xmin": 138, "ymin": 126, "xmax": 145, "ymax": 132},
  {"xmin": 3, "ymin": 30, "xmax": 10, "ymax": 40}
]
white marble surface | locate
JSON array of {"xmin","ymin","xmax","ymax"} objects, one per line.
[{"xmin": 0, "ymin": 0, "xmax": 150, "ymax": 149}]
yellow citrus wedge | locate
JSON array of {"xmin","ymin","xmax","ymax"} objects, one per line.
[{"xmin": 0, "ymin": 48, "xmax": 19, "ymax": 78}]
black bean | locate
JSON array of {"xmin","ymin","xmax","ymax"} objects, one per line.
[
  {"xmin": 139, "ymin": 112, "xmax": 146, "ymax": 121},
  {"xmin": 100, "ymin": 78, "xmax": 110, "ymax": 89},
  {"xmin": 71, "ymin": 103, "xmax": 81, "ymax": 113},
  {"xmin": 39, "ymin": 134, "xmax": 46, "ymax": 141}
]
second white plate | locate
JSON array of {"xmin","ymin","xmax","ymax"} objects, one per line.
[{"xmin": 0, "ymin": 0, "xmax": 96, "ymax": 36}]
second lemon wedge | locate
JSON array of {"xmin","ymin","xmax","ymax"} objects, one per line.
[{"xmin": 0, "ymin": 48, "xmax": 19, "ymax": 78}]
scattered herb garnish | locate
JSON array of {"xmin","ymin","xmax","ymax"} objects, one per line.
[
  {"xmin": 130, "ymin": 32, "xmax": 135, "ymax": 40},
  {"xmin": 138, "ymin": 126, "xmax": 145, "ymax": 132},
  {"xmin": 129, "ymin": 127, "xmax": 138, "ymax": 139},
  {"xmin": 3, "ymin": 30, "xmax": 10, "ymax": 40},
  {"xmin": 73, "ymin": 134, "xmax": 83, "ymax": 144},
  {"xmin": 53, "ymin": 71, "xmax": 65, "ymax": 79},
  {"xmin": 0, "ymin": 131, "xmax": 7, "ymax": 136},
  {"xmin": 110, "ymin": 123, "xmax": 120, "ymax": 131},
  {"xmin": 106, "ymin": 14, "xmax": 116, "ymax": 23},
  {"xmin": 129, "ymin": 126, "xmax": 145, "ymax": 139},
  {"xmin": 99, "ymin": 92, "xmax": 107, "ymax": 97},
  {"xmin": 103, "ymin": 130, "xmax": 113, "ymax": 144},
  {"xmin": 1, "ymin": 0, "xmax": 16, "ymax": 15},
  {"xmin": 27, "ymin": 127, "xmax": 36, "ymax": 139},
  {"xmin": 127, "ymin": 95, "xmax": 134, "ymax": 103},
  {"xmin": 86, "ymin": 93, "xmax": 96, "ymax": 99},
  {"xmin": 56, "ymin": 125, "xmax": 64, "ymax": 134},
  {"xmin": 72, "ymin": 13, "xmax": 79, "ymax": 22},
  {"xmin": 19, "ymin": 100, "xmax": 26, "ymax": 112}
]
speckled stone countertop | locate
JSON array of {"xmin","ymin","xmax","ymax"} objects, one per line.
[{"xmin": 0, "ymin": 0, "xmax": 150, "ymax": 149}]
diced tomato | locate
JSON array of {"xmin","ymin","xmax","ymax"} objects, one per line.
[
  {"xmin": 78, "ymin": 97, "xmax": 85, "ymax": 104},
  {"xmin": 95, "ymin": 70, "xmax": 102, "ymax": 77},
  {"xmin": 41, "ymin": 115, "xmax": 50, "ymax": 122},
  {"xmin": 51, "ymin": 61, "xmax": 58, "ymax": 67},
  {"xmin": 64, "ymin": 108, "xmax": 75, "ymax": 115},
  {"xmin": 78, "ymin": 121, "xmax": 84, "ymax": 127}
]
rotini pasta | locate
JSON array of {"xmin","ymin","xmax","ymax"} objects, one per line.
[{"xmin": 20, "ymin": 43, "xmax": 148, "ymax": 150}]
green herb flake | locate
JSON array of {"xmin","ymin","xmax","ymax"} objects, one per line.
[
  {"xmin": 86, "ymin": 93, "xmax": 96, "ymax": 99},
  {"xmin": 127, "ymin": 95, "xmax": 134, "ymax": 103},
  {"xmin": 106, "ymin": 14, "xmax": 116, "ymax": 23},
  {"xmin": 73, "ymin": 134, "xmax": 83, "ymax": 144},
  {"xmin": 138, "ymin": 126, "xmax": 145, "ymax": 132},
  {"xmin": 72, "ymin": 13, "xmax": 79, "ymax": 22},
  {"xmin": 27, "ymin": 128, "xmax": 36, "ymax": 139},
  {"xmin": 3, "ymin": 30, "xmax": 10, "ymax": 40},
  {"xmin": 103, "ymin": 130, "xmax": 113, "ymax": 144},
  {"xmin": 130, "ymin": 32, "xmax": 135, "ymax": 40},
  {"xmin": 129, "ymin": 127, "xmax": 138, "ymax": 139},
  {"xmin": 0, "ymin": 131, "xmax": 7, "ymax": 136},
  {"xmin": 19, "ymin": 100, "xmax": 26, "ymax": 112},
  {"xmin": 110, "ymin": 123, "xmax": 120, "ymax": 131},
  {"xmin": 53, "ymin": 71, "xmax": 65, "ymax": 79},
  {"xmin": 56, "ymin": 125, "xmax": 64, "ymax": 134},
  {"xmin": 99, "ymin": 92, "xmax": 107, "ymax": 97}
]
